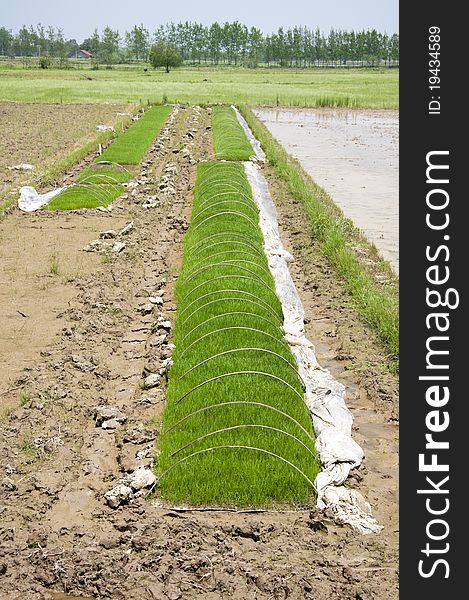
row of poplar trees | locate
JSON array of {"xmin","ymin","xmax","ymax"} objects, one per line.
[{"xmin": 0, "ymin": 22, "xmax": 399, "ymax": 67}]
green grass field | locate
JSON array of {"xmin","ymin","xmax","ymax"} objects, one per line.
[
  {"xmin": 212, "ymin": 106, "xmax": 254, "ymax": 161},
  {"xmin": 157, "ymin": 161, "xmax": 319, "ymax": 506},
  {"xmin": 0, "ymin": 66, "xmax": 398, "ymax": 108}
]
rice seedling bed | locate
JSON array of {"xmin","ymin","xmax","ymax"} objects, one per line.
[
  {"xmin": 46, "ymin": 184, "xmax": 125, "ymax": 210},
  {"xmin": 211, "ymin": 106, "xmax": 254, "ymax": 162},
  {"xmin": 46, "ymin": 105, "xmax": 171, "ymax": 210},
  {"xmin": 157, "ymin": 161, "xmax": 319, "ymax": 506},
  {"xmin": 77, "ymin": 162, "xmax": 135, "ymax": 185},
  {"xmin": 99, "ymin": 104, "xmax": 172, "ymax": 165}
]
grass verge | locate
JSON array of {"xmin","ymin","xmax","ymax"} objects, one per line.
[
  {"xmin": 156, "ymin": 161, "xmax": 319, "ymax": 506},
  {"xmin": 211, "ymin": 106, "xmax": 254, "ymax": 161},
  {"xmin": 99, "ymin": 104, "xmax": 172, "ymax": 165},
  {"xmin": 239, "ymin": 105, "xmax": 399, "ymax": 371}
]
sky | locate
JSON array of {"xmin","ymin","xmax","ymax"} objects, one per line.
[{"xmin": 2, "ymin": 1, "xmax": 398, "ymax": 41}]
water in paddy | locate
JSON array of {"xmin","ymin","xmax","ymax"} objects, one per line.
[{"xmin": 254, "ymin": 108, "xmax": 399, "ymax": 272}]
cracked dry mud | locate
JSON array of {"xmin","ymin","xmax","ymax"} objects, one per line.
[{"xmin": 0, "ymin": 106, "xmax": 398, "ymax": 599}]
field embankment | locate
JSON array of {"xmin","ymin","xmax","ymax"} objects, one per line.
[{"xmin": 240, "ymin": 105, "xmax": 399, "ymax": 371}]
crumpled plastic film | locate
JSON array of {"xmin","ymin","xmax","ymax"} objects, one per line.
[
  {"xmin": 18, "ymin": 186, "xmax": 67, "ymax": 212},
  {"xmin": 232, "ymin": 105, "xmax": 266, "ymax": 162},
  {"xmin": 244, "ymin": 160, "xmax": 382, "ymax": 534}
]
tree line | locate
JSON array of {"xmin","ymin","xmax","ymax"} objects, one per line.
[{"xmin": 0, "ymin": 22, "xmax": 399, "ymax": 68}]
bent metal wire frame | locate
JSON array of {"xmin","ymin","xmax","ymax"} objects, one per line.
[
  {"xmin": 175, "ymin": 370, "xmax": 304, "ymax": 404},
  {"xmin": 190, "ymin": 239, "xmax": 265, "ymax": 261},
  {"xmin": 157, "ymin": 158, "xmax": 318, "ymax": 501},
  {"xmin": 165, "ymin": 400, "xmax": 316, "ymax": 444},
  {"xmin": 197, "ymin": 189, "xmax": 257, "ymax": 210},
  {"xmin": 53, "ymin": 182, "xmax": 121, "ymax": 207},
  {"xmin": 178, "ymin": 289, "xmax": 282, "ymax": 325},
  {"xmin": 170, "ymin": 424, "xmax": 318, "ymax": 463},
  {"xmin": 178, "ymin": 326, "xmax": 291, "ymax": 360},
  {"xmin": 188, "ymin": 230, "xmax": 263, "ymax": 255},
  {"xmin": 187, "ymin": 249, "xmax": 267, "ymax": 275},
  {"xmin": 179, "ymin": 274, "xmax": 282, "ymax": 314},
  {"xmin": 181, "ymin": 259, "xmax": 273, "ymax": 287},
  {"xmin": 177, "ymin": 347, "xmax": 304, "ymax": 385},
  {"xmin": 180, "ymin": 311, "xmax": 284, "ymax": 346},
  {"xmin": 155, "ymin": 446, "xmax": 316, "ymax": 491},
  {"xmin": 191, "ymin": 210, "xmax": 259, "ymax": 233}
]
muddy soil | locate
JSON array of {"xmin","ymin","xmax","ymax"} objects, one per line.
[
  {"xmin": 0, "ymin": 106, "xmax": 398, "ymax": 599},
  {"xmin": 0, "ymin": 102, "xmax": 130, "ymax": 200}
]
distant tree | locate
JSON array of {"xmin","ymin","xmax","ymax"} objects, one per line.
[
  {"xmin": 3, "ymin": 21, "xmax": 399, "ymax": 68},
  {"xmin": 15, "ymin": 25, "xmax": 33, "ymax": 56},
  {"xmin": 208, "ymin": 22, "xmax": 222, "ymax": 64},
  {"xmin": 99, "ymin": 26, "xmax": 120, "ymax": 67},
  {"xmin": 82, "ymin": 28, "xmax": 101, "ymax": 55},
  {"xmin": 0, "ymin": 27, "xmax": 13, "ymax": 56},
  {"xmin": 149, "ymin": 41, "xmax": 182, "ymax": 73},
  {"xmin": 125, "ymin": 24, "xmax": 149, "ymax": 60},
  {"xmin": 390, "ymin": 33, "xmax": 399, "ymax": 63}
]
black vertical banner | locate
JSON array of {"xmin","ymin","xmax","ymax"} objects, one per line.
[{"xmin": 400, "ymin": 3, "xmax": 464, "ymax": 598}]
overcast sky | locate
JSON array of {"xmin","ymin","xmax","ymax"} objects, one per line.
[{"xmin": 2, "ymin": 1, "xmax": 398, "ymax": 41}]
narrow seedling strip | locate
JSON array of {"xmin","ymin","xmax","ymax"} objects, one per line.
[
  {"xmin": 77, "ymin": 163, "xmax": 134, "ymax": 184},
  {"xmin": 46, "ymin": 184, "xmax": 125, "ymax": 210},
  {"xmin": 99, "ymin": 104, "xmax": 172, "ymax": 165},
  {"xmin": 157, "ymin": 162, "xmax": 319, "ymax": 506},
  {"xmin": 211, "ymin": 106, "xmax": 254, "ymax": 161},
  {"xmin": 46, "ymin": 105, "xmax": 172, "ymax": 210}
]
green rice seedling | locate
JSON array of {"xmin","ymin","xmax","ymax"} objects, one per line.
[
  {"xmin": 78, "ymin": 162, "xmax": 135, "ymax": 184},
  {"xmin": 46, "ymin": 184, "xmax": 125, "ymax": 210},
  {"xmin": 99, "ymin": 104, "xmax": 171, "ymax": 165},
  {"xmin": 211, "ymin": 106, "xmax": 254, "ymax": 161},
  {"xmin": 156, "ymin": 161, "xmax": 319, "ymax": 507}
]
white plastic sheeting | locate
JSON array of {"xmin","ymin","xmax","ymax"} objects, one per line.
[
  {"xmin": 18, "ymin": 186, "xmax": 67, "ymax": 212},
  {"xmin": 244, "ymin": 160, "xmax": 382, "ymax": 534},
  {"xmin": 96, "ymin": 124, "xmax": 116, "ymax": 133},
  {"xmin": 232, "ymin": 105, "xmax": 266, "ymax": 162},
  {"xmin": 8, "ymin": 163, "xmax": 34, "ymax": 171}
]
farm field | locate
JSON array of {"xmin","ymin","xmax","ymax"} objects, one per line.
[
  {"xmin": 254, "ymin": 107, "xmax": 400, "ymax": 271},
  {"xmin": 0, "ymin": 101, "xmax": 132, "ymax": 209},
  {"xmin": 0, "ymin": 65, "xmax": 399, "ymax": 107},
  {"xmin": 0, "ymin": 103, "xmax": 399, "ymax": 598}
]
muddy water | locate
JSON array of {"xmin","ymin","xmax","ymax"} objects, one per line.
[{"xmin": 254, "ymin": 108, "xmax": 399, "ymax": 271}]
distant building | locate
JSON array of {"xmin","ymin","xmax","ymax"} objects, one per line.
[{"xmin": 70, "ymin": 49, "xmax": 93, "ymax": 59}]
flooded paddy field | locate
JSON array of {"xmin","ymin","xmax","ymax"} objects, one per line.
[{"xmin": 254, "ymin": 108, "xmax": 399, "ymax": 272}]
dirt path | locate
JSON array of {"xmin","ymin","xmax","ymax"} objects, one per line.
[{"xmin": 0, "ymin": 107, "xmax": 398, "ymax": 599}]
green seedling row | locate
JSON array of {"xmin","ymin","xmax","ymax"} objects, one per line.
[
  {"xmin": 157, "ymin": 161, "xmax": 319, "ymax": 506},
  {"xmin": 46, "ymin": 183, "xmax": 125, "ymax": 210},
  {"xmin": 46, "ymin": 105, "xmax": 171, "ymax": 210},
  {"xmin": 77, "ymin": 162, "xmax": 135, "ymax": 184},
  {"xmin": 99, "ymin": 104, "xmax": 172, "ymax": 165},
  {"xmin": 211, "ymin": 106, "xmax": 254, "ymax": 162}
]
